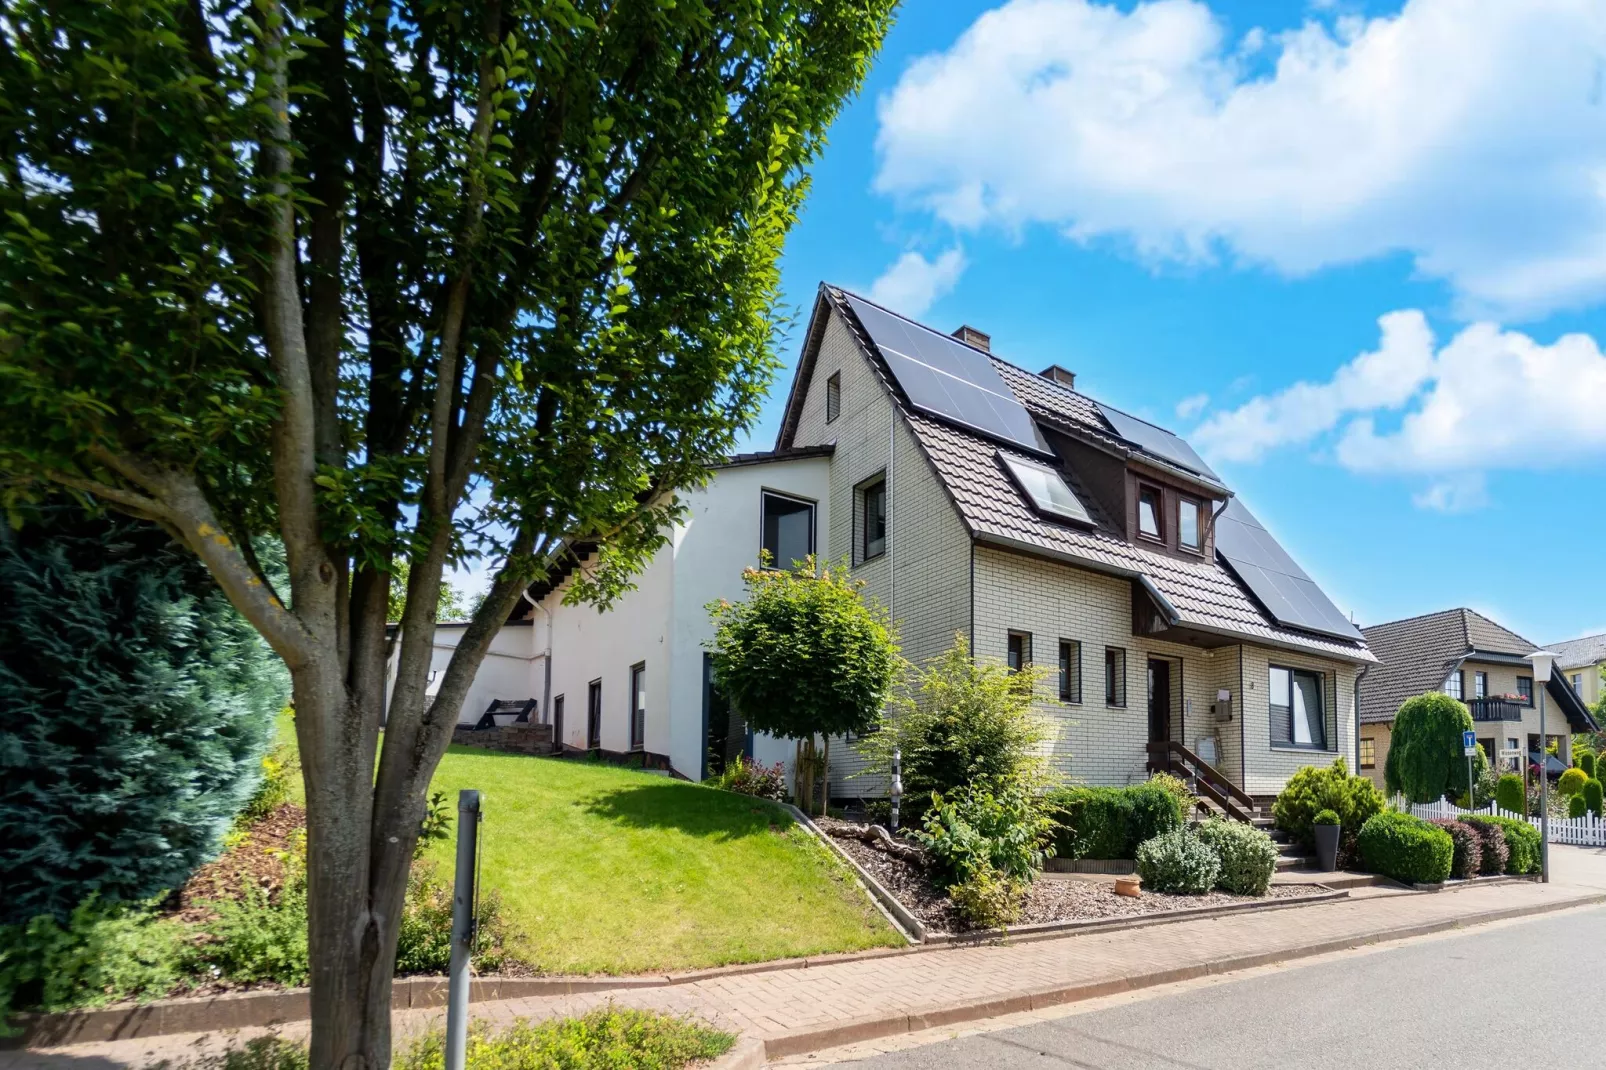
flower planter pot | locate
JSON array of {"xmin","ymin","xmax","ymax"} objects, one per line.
[
  {"xmin": 1114, "ymin": 875, "xmax": 1142, "ymax": 898},
  {"xmin": 1314, "ymin": 822, "xmax": 1341, "ymax": 872}
]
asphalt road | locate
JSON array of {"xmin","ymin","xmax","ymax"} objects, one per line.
[{"xmin": 830, "ymin": 906, "xmax": 1605, "ymax": 1069}]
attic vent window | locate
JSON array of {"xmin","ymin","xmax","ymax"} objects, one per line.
[
  {"xmin": 953, "ymin": 324, "xmax": 990, "ymax": 352},
  {"xmin": 1000, "ymin": 453, "xmax": 1093, "ymax": 526}
]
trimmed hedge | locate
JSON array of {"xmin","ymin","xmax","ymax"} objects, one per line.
[
  {"xmin": 1357, "ymin": 812, "xmax": 1453, "ymax": 885},
  {"xmin": 1585, "ymin": 779, "xmax": 1604, "ymax": 817},
  {"xmin": 1457, "ymin": 817, "xmax": 1509, "ymax": 876},
  {"xmin": 1558, "ymin": 768, "xmax": 1588, "ymax": 797},
  {"xmin": 1427, "ymin": 818, "xmax": 1483, "ymax": 880},
  {"xmin": 1195, "ymin": 819, "xmax": 1278, "ymax": 896},
  {"xmin": 1046, "ymin": 783, "xmax": 1183, "ymax": 860},
  {"xmin": 1581, "ymin": 752, "xmax": 1598, "ymax": 780},
  {"xmin": 1462, "ymin": 814, "xmax": 1539, "ymax": 874},
  {"xmin": 1495, "ymin": 774, "xmax": 1525, "ymax": 816},
  {"xmin": 1135, "ymin": 829, "xmax": 1220, "ymax": 894},
  {"xmin": 1570, "ymin": 794, "xmax": 1589, "ymax": 819}
]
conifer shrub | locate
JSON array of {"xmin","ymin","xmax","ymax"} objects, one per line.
[
  {"xmin": 1585, "ymin": 778, "xmax": 1604, "ymax": 817},
  {"xmin": 1495, "ymin": 773, "xmax": 1526, "ymax": 815},
  {"xmin": 1569, "ymin": 794, "xmax": 1588, "ymax": 819}
]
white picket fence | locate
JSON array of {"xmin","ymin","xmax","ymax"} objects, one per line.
[{"xmin": 1391, "ymin": 794, "xmax": 1606, "ymax": 847}]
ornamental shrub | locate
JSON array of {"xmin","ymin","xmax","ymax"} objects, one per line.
[
  {"xmin": 0, "ymin": 897, "xmax": 189, "ymax": 1016},
  {"xmin": 1313, "ymin": 809, "xmax": 1340, "ymax": 826},
  {"xmin": 1195, "ymin": 819, "xmax": 1278, "ymax": 896},
  {"xmin": 1045, "ymin": 783, "xmax": 1183, "ymax": 860},
  {"xmin": 1558, "ymin": 767, "xmax": 1588, "ymax": 798},
  {"xmin": 1384, "ymin": 692, "xmax": 1486, "ymax": 803},
  {"xmin": 1581, "ymin": 751, "xmax": 1598, "ymax": 780},
  {"xmin": 712, "ymin": 756, "xmax": 787, "ymax": 801},
  {"xmin": 947, "ymin": 864, "xmax": 1024, "ymax": 930},
  {"xmin": 0, "ymin": 504, "xmax": 289, "ymax": 924},
  {"xmin": 1427, "ymin": 818, "xmax": 1483, "ymax": 880},
  {"xmin": 396, "ymin": 1008, "xmax": 735, "ymax": 1070},
  {"xmin": 912, "ymin": 784, "xmax": 1055, "ymax": 887},
  {"xmin": 1586, "ymin": 778, "xmax": 1605, "ymax": 817},
  {"xmin": 1357, "ymin": 812, "xmax": 1453, "ymax": 885},
  {"xmin": 1135, "ymin": 829, "xmax": 1220, "ymax": 895},
  {"xmin": 1272, "ymin": 759, "xmax": 1384, "ymax": 849},
  {"xmin": 1495, "ymin": 773, "xmax": 1526, "ymax": 816},
  {"xmin": 1458, "ymin": 817, "xmax": 1509, "ymax": 876},
  {"xmin": 1569, "ymin": 794, "xmax": 1588, "ymax": 819},
  {"xmin": 1463, "ymin": 814, "xmax": 1539, "ymax": 874}
]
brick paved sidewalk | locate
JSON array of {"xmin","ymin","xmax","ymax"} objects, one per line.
[{"xmin": 11, "ymin": 847, "xmax": 1606, "ymax": 1069}]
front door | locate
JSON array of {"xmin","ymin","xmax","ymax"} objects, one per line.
[
  {"xmin": 1148, "ymin": 659, "xmax": 1171, "ymax": 745},
  {"xmin": 586, "ymin": 679, "xmax": 602, "ymax": 750}
]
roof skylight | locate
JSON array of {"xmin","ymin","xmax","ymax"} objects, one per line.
[{"xmin": 1000, "ymin": 453, "xmax": 1093, "ymax": 526}]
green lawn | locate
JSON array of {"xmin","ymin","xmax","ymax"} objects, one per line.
[{"xmin": 271, "ymin": 710, "xmax": 899, "ymax": 974}]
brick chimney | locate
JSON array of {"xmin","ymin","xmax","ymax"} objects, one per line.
[
  {"xmin": 952, "ymin": 325, "xmax": 990, "ymax": 352},
  {"xmin": 1039, "ymin": 364, "xmax": 1076, "ymax": 390}
]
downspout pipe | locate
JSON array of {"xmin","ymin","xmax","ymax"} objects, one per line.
[{"xmin": 1353, "ymin": 663, "xmax": 1369, "ymax": 779}]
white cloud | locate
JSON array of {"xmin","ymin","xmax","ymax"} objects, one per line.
[
  {"xmin": 1192, "ymin": 311, "xmax": 1606, "ymax": 506},
  {"xmin": 1174, "ymin": 392, "xmax": 1210, "ymax": 419},
  {"xmin": 875, "ymin": 0, "xmax": 1606, "ymax": 316},
  {"xmin": 867, "ymin": 247, "xmax": 967, "ymax": 317}
]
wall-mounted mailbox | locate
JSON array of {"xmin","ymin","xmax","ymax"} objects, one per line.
[{"xmin": 1212, "ymin": 688, "xmax": 1233, "ymax": 722}]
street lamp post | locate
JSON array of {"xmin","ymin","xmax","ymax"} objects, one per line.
[{"xmin": 1527, "ymin": 651, "xmax": 1557, "ymax": 884}]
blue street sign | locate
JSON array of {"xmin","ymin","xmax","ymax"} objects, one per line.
[{"xmin": 1463, "ymin": 730, "xmax": 1477, "ymax": 756}]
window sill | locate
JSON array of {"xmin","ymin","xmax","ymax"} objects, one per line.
[
  {"xmin": 1137, "ymin": 533, "xmax": 1165, "ymax": 546},
  {"xmin": 1270, "ymin": 744, "xmax": 1336, "ymax": 754},
  {"xmin": 857, "ymin": 551, "xmax": 886, "ymax": 566},
  {"xmin": 1106, "ymin": 702, "xmax": 1127, "ymax": 710},
  {"xmin": 1059, "ymin": 697, "xmax": 1082, "ymax": 706}
]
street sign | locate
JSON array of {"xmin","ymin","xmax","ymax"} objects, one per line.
[{"xmin": 1462, "ymin": 730, "xmax": 1477, "ymax": 757}]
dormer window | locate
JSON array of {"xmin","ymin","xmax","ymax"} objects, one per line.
[
  {"xmin": 1000, "ymin": 453, "xmax": 1092, "ymax": 526},
  {"xmin": 1178, "ymin": 497, "xmax": 1201, "ymax": 552},
  {"xmin": 1137, "ymin": 484, "xmax": 1163, "ymax": 541}
]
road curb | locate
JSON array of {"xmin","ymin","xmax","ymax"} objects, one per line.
[
  {"xmin": 707, "ymin": 1036, "xmax": 765, "ymax": 1070},
  {"xmin": 756, "ymin": 890, "xmax": 1606, "ymax": 1061}
]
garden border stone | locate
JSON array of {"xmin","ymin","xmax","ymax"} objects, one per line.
[{"xmin": 782, "ymin": 803, "xmax": 926, "ymax": 944}]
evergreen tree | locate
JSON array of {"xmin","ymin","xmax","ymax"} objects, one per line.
[{"xmin": 0, "ymin": 505, "xmax": 289, "ymax": 924}]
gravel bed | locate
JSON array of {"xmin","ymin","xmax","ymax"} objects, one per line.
[{"xmin": 817, "ymin": 816, "xmax": 1326, "ymax": 935}]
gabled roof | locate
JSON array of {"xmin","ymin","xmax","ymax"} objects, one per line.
[
  {"xmin": 1360, "ymin": 607, "xmax": 1597, "ymax": 731},
  {"xmin": 782, "ymin": 284, "xmax": 1372, "ymax": 663},
  {"xmin": 1549, "ymin": 631, "xmax": 1606, "ymax": 670}
]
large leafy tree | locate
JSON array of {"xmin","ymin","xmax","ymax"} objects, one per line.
[
  {"xmin": 1386, "ymin": 691, "xmax": 1488, "ymax": 803},
  {"xmin": 0, "ymin": 1, "xmax": 894, "ymax": 1066}
]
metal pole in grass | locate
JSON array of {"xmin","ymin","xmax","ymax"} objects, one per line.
[{"xmin": 446, "ymin": 789, "xmax": 482, "ymax": 1070}]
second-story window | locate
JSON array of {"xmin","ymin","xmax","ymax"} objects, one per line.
[
  {"xmin": 1474, "ymin": 671, "xmax": 1488, "ymax": 699},
  {"xmin": 1178, "ymin": 497, "xmax": 1201, "ymax": 552},
  {"xmin": 1444, "ymin": 670, "xmax": 1464, "ymax": 699},
  {"xmin": 760, "ymin": 491, "xmax": 814, "ymax": 570},
  {"xmin": 1137, "ymin": 485, "xmax": 1163, "ymax": 541},
  {"xmin": 826, "ymin": 371, "xmax": 841, "ymax": 423},
  {"xmin": 859, "ymin": 476, "xmax": 887, "ymax": 562},
  {"xmin": 1517, "ymin": 676, "xmax": 1533, "ymax": 706},
  {"xmin": 1007, "ymin": 631, "xmax": 1031, "ymax": 674}
]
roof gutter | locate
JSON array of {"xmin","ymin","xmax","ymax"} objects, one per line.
[{"xmin": 1137, "ymin": 574, "xmax": 1182, "ymax": 627}]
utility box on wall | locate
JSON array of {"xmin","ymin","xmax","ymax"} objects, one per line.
[{"xmin": 1212, "ymin": 688, "xmax": 1233, "ymax": 722}]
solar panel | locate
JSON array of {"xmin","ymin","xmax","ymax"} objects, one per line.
[
  {"xmin": 844, "ymin": 293, "xmax": 1048, "ymax": 455},
  {"xmin": 1215, "ymin": 498, "xmax": 1362, "ymax": 642},
  {"xmin": 1095, "ymin": 402, "xmax": 1220, "ymax": 482}
]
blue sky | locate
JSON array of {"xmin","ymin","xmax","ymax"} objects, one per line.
[{"xmin": 738, "ymin": 0, "xmax": 1606, "ymax": 646}]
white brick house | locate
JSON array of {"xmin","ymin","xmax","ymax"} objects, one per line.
[{"xmin": 426, "ymin": 285, "xmax": 1378, "ymax": 806}]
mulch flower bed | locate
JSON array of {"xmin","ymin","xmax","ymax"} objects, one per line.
[
  {"xmin": 171, "ymin": 801, "xmax": 305, "ymax": 923},
  {"xmin": 817, "ymin": 816, "xmax": 1324, "ymax": 935}
]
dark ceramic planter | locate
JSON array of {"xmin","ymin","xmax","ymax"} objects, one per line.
[{"xmin": 1314, "ymin": 822, "xmax": 1341, "ymax": 872}]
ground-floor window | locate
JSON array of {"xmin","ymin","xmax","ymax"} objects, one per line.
[
  {"xmin": 587, "ymin": 679, "xmax": 602, "ymax": 749},
  {"xmin": 1359, "ymin": 735, "xmax": 1375, "ymax": 769},
  {"xmin": 1270, "ymin": 665, "xmax": 1326, "ymax": 749},
  {"xmin": 1104, "ymin": 647, "xmax": 1126, "ymax": 707},
  {"xmin": 1058, "ymin": 639, "xmax": 1081, "ymax": 703},
  {"xmin": 629, "ymin": 662, "xmax": 646, "ymax": 751}
]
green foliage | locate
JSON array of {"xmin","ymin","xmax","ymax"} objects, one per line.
[
  {"xmin": 861, "ymin": 634, "xmax": 1052, "ymax": 802},
  {"xmin": 394, "ymin": 862, "xmax": 514, "ymax": 976},
  {"xmin": 1495, "ymin": 773, "xmax": 1526, "ymax": 815},
  {"xmin": 0, "ymin": 898, "xmax": 188, "ymax": 1017},
  {"xmin": 710, "ymin": 757, "xmax": 787, "ymax": 801},
  {"xmin": 397, "ymin": 1009, "xmax": 734, "ymax": 1070},
  {"xmin": 0, "ymin": 504, "xmax": 288, "ymax": 924},
  {"xmin": 1272, "ymin": 759, "xmax": 1385, "ymax": 849},
  {"xmin": 946, "ymin": 866, "xmax": 1024, "ymax": 931},
  {"xmin": 236, "ymin": 743, "xmax": 297, "ymax": 829},
  {"xmin": 1194, "ymin": 820, "xmax": 1278, "ymax": 897},
  {"xmin": 1357, "ymin": 813, "xmax": 1453, "ymax": 885},
  {"xmin": 1426, "ymin": 819, "xmax": 1483, "ymax": 880},
  {"xmin": 1313, "ymin": 809, "xmax": 1340, "ymax": 826},
  {"xmin": 1586, "ymin": 779, "xmax": 1604, "ymax": 817},
  {"xmin": 198, "ymin": 883, "xmax": 310, "ymax": 988},
  {"xmin": 1384, "ymin": 693, "xmax": 1486, "ymax": 803},
  {"xmin": 386, "ymin": 559, "xmax": 469, "ymax": 625},
  {"xmin": 1135, "ymin": 829, "xmax": 1221, "ymax": 895},
  {"xmin": 1580, "ymin": 751, "xmax": 1599, "ymax": 780},
  {"xmin": 1146, "ymin": 773, "xmax": 1198, "ymax": 818},
  {"xmin": 1558, "ymin": 767, "xmax": 1588, "ymax": 798},
  {"xmin": 708, "ymin": 560, "xmax": 901, "ymax": 743},
  {"xmin": 1045, "ymin": 783, "xmax": 1184, "ymax": 860},
  {"xmin": 1568, "ymin": 794, "xmax": 1588, "ymax": 819},
  {"xmin": 910, "ymin": 785, "xmax": 1055, "ymax": 888},
  {"xmin": 1462, "ymin": 815, "xmax": 1539, "ymax": 874},
  {"xmin": 415, "ymin": 792, "xmax": 452, "ymax": 861},
  {"xmin": 147, "ymin": 1035, "xmax": 310, "ymax": 1070}
]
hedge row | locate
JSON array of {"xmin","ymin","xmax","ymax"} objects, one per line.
[{"xmin": 1045, "ymin": 783, "xmax": 1183, "ymax": 860}]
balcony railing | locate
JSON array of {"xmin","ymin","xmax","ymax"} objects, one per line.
[{"xmin": 1468, "ymin": 697, "xmax": 1524, "ymax": 722}]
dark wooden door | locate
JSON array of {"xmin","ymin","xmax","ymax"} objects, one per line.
[
  {"xmin": 1148, "ymin": 659, "xmax": 1171, "ymax": 745},
  {"xmin": 586, "ymin": 679, "xmax": 602, "ymax": 749}
]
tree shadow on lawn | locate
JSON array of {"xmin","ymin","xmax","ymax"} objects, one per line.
[{"xmin": 582, "ymin": 783, "xmax": 793, "ymax": 842}]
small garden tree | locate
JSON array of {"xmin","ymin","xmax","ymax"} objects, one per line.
[
  {"xmin": 861, "ymin": 633, "xmax": 1052, "ymax": 806},
  {"xmin": 707, "ymin": 560, "xmax": 901, "ymax": 814},
  {"xmin": 1385, "ymin": 692, "xmax": 1487, "ymax": 803},
  {"xmin": 0, "ymin": 503, "xmax": 288, "ymax": 924}
]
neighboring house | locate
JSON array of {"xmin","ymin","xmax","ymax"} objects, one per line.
[
  {"xmin": 1547, "ymin": 632, "xmax": 1606, "ymax": 710},
  {"xmin": 422, "ymin": 284, "xmax": 1378, "ymax": 811},
  {"xmin": 1358, "ymin": 608, "xmax": 1598, "ymax": 790}
]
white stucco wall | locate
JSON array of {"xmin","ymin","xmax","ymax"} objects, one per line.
[{"xmin": 402, "ymin": 620, "xmax": 546, "ymax": 727}]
